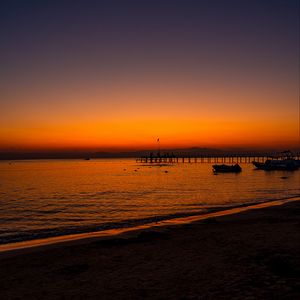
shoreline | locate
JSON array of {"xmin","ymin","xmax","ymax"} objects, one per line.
[
  {"xmin": 1, "ymin": 197, "xmax": 299, "ymax": 299},
  {"xmin": 1, "ymin": 196, "xmax": 299, "ymax": 257}
]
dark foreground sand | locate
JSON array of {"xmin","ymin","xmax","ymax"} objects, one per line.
[{"xmin": 1, "ymin": 201, "xmax": 299, "ymax": 300}]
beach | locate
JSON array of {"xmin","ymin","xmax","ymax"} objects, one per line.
[
  {"xmin": 1, "ymin": 200, "xmax": 299, "ymax": 299},
  {"xmin": 1, "ymin": 1, "xmax": 299, "ymax": 299}
]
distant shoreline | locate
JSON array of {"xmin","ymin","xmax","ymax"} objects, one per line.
[{"xmin": 1, "ymin": 147, "xmax": 299, "ymax": 160}]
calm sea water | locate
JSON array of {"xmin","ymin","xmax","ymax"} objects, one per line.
[{"xmin": 0, "ymin": 158, "xmax": 299, "ymax": 244}]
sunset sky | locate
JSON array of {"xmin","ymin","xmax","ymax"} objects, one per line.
[{"xmin": 1, "ymin": 0, "xmax": 299, "ymax": 152}]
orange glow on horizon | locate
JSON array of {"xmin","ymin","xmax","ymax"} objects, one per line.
[
  {"xmin": 1, "ymin": 74, "xmax": 299, "ymax": 152},
  {"xmin": 1, "ymin": 116, "xmax": 298, "ymax": 151}
]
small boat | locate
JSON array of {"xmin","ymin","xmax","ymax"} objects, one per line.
[
  {"xmin": 212, "ymin": 163, "xmax": 242, "ymax": 173},
  {"xmin": 84, "ymin": 157, "xmax": 91, "ymax": 160},
  {"xmin": 252, "ymin": 159, "xmax": 299, "ymax": 171}
]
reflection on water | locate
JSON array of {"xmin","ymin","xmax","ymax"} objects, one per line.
[{"xmin": 0, "ymin": 159, "xmax": 299, "ymax": 243}]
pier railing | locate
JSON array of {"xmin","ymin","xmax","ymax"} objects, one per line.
[{"xmin": 136, "ymin": 153, "xmax": 300, "ymax": 164}]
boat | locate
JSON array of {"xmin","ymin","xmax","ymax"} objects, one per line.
[
  {"xmin": 252, "ymin": 159, "xmax": 299, "ymax": 171},
  {"xmin": 212, "ymin": 163, "xmax": 242, "ymax": 173}
]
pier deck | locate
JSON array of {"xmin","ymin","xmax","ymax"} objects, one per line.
[{"xmin": 136, "ymin": 153, "xmax": 300, "ymax": 164}]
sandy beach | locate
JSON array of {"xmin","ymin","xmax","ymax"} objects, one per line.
[{"xmin": 1, "ymin": 200, "xmax": 299, "ymax": 299}]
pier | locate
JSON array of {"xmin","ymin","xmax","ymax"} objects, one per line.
[{"xmin": 136, "ymin": 153, "xmax": 300, "ymax": 164}]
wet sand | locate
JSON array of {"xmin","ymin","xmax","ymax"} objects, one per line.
[{"xmin": 1, "ymin": 200, "xmax": 299, "ymax": 299}]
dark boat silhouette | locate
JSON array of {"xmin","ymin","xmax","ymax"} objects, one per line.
[
  {"xmin": 252, "ymin": 159, "xmax": 298, "ymax": 171},
  {"xmin": 253, "ymin": 150, "xmax": 300, "ymax": 171},
  {"xmin": 212, "ymin": 163, "xmax": 242, "ymax": 173}
]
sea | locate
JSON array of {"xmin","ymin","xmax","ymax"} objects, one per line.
[{"xmin": 0, "ymin": 158, "xmax": 299, "ymax": 244}]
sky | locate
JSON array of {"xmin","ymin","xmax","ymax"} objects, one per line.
[{"xmin": 0, "ymin": 0, "xmax": 299, "ymax": 152}]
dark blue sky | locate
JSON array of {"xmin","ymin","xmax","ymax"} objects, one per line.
[{"xmin": 1, "ymin": 0, "xmax": 298, "ymax": 82}]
